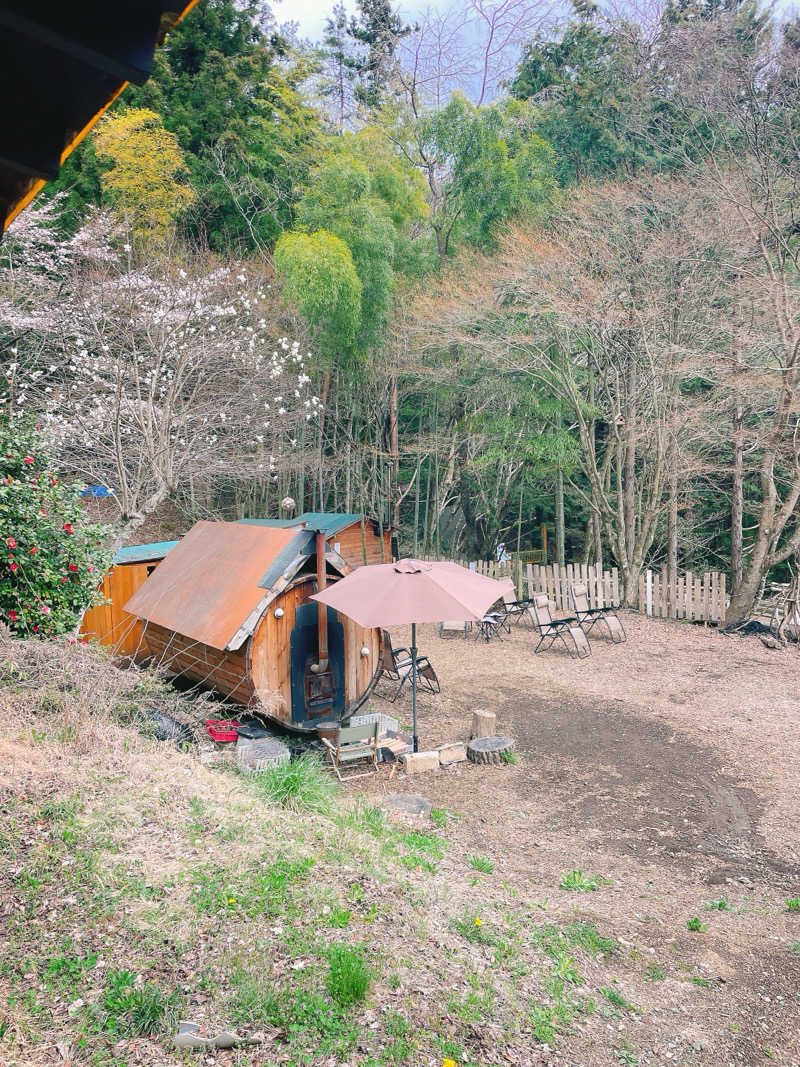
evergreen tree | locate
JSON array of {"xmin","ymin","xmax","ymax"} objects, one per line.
[
  {"xmin": 319, "ymin": 3, "xmax": 358, "ymax": 132},
  {"xmin": 347, "ymin": 0, "xmax": 412, "ymax": 109}
]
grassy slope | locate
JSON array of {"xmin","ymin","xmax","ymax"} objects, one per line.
[{"xmin": 1, "ymin": 634, "xmax": 743, "ymax": 1067}]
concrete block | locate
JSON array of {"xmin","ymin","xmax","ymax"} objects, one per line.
[
  {"xmin": 401, "ymin": 750, "xmax": 440, "ymax": 774},
  {"xmin": 438, "ymin": 741, "xmax": 467, "ymax": 766}
]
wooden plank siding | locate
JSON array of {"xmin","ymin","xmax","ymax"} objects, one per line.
[
  {"xmin": 143, "ymin": 622, "xmax": 256, "ymax": 707},
  {"xmin": 249, "ymin": 578, "xmax": 315, "ymax": 724},
  {"xmin": 80, "ymin": 562, "xmax": 156, "ymax": 657},
  {"xmin": 331, "ymin": 522, "xmax": 391, "ymax": 569}
]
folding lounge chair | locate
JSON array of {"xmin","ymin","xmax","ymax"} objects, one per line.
[
  {"xmin": 380, "ymin": 630, "xmax": 441, "ymax": 701},
  {"xmin": 529, "ymin": 594, "xmax": 591, "ymax": 659},
  {"xmin": 321, "ymin": 722, "xmax": 379, "ymax": 781},
  {"xmin": 439, "ymin": 620, "xmax": 472, "ymax": 638},
  {"xmin": 570, "ymin": 582, "xmax": 626, "ymax": 644},
  {"xmin": 496, "ymin": 590, "xmax": 533, "ymax": 628}
]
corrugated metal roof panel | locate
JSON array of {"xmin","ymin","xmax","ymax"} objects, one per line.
[
  {"xmin": 113, "ymin": 540, "xmax": 179, "ymax": 565},
  {"xmin": 238, "ymin": 513, "xmax": 364, "ymax": 537},
  {"xmin": 257, "ymin": 530, "xmax": 316, "ymax": 590},
  {"xmin": 237, "ymin": 518, "xmax": 303, "ymax": 529},
  {"xmin": 124, "ymin": 521, "xmax": 298, "ymax": 650}
]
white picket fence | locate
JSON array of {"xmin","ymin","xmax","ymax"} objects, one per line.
[
  {"xmin": 426, "ymin": 556, "xmax": 727, "ymax": 623},
  {"xmin": 428, "ymin": 558, "xmax": 620, "ymax": 611}
]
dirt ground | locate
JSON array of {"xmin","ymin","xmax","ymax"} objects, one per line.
[{"xmin": 360, "ymin": 613, "xmax": 800, "ymax": 1066}]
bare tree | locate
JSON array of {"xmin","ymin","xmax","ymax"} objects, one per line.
[
  {"xmin": 654, "ymin": 15, "xmax": 800, "ymax": 622},
  {"xmin": 1, "ymin": 207, "xmax": 319, "ymax": 547}
]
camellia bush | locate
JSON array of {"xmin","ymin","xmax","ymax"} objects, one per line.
[{"xmin": 0, "ymin": 419, "xmax": 111, "ymax": 637}]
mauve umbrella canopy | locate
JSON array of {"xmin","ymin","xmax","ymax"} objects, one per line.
[{"xmin": 310, "ymin": 558, "xmax": 513, "ymax": 626}]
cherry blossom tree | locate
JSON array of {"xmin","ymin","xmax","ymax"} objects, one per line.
[{"xmin": 1, "ymin": 204, "xmax": 320, "ymax": 547}]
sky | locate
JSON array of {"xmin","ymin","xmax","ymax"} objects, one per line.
[{"xmin": 273, "ymin": 0, "xmax": 424, "ymax": 41}]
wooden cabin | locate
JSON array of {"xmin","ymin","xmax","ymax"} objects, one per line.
[
  {"xmin": 80, "ymin": 539, "xmax": 178, "ymax": 656},
  {"xmin": 238, "ymin": 513, "xmax": 392, "ymax": 570},
  {"xmin": 124, "ymin": 520, "xmax": 383, "ymax": 732}
]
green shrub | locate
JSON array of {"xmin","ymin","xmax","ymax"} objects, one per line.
[
  {"xmin": 252, "ymin": 755, "xmax": 339, "ymax": 813},
  {"xmin": 326, "ymin": 944, "xmax": 371, "ymax": 1007},
  {"xmin": 686, "ymin": 917, "xmax": 707, "ymax": 932},
  {"xmin": 786, "ymin": 898, "xmax": 800, "ymax": 913},
  {"xmin": 0, "ymin": 419, "xmax": 111, "ymax": 636}
]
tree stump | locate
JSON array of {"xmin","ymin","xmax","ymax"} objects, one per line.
[
  {"xmin": 466, "ymin": 736, "xmax": 515, "ymax": 765},
  {"xmin": 470, "ymin": 709, "xmax": 496, "ymax": 739}
]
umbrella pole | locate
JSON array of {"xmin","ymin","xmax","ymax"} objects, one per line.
[{"xmin": 411, "ymin": 621, "xmax": 418, "ymax": 753}]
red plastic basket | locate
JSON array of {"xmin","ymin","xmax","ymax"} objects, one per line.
[{"xmin": 204, "ymin": 718, "xmax": 243, "ymax": 742}]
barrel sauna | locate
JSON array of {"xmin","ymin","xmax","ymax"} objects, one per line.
[{"xmin": 124, "ymin": 520, "xmax": 382, "ymax": 731}]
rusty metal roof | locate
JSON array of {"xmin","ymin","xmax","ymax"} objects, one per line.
[{"xmin": 123, "ymin": 520, "xmax": 299, "ymax": 651}]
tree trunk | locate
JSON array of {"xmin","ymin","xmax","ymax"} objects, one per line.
[
  {"xmin": 731, "ymin": 303, "xmax": 744, "ymax": 594},
  {"xmin": 555, "ymin": 467, "xmax": 565, "ymax": 567},
  {"xmin": 388, "ymin": 373, "xmax": 400, "ymax": 530},
  {"xmin": 110, "ymin": 484, "xmax": 170, "ymax": 553}
]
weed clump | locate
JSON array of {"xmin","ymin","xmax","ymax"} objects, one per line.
[
  {"xmin": 252, "ymin": 754, "xmax": 339, "ymax": 813},
  {"xmin": 559, "ymin": 869, "xmax": 599, "ymax": 892},
  {"xmin": 93, "ymin": 969, "xmax": 180, "ymax": 1037},
  {"xmin": 326, "ymin": 944, "xmax": 371, "ymax": 1007}
]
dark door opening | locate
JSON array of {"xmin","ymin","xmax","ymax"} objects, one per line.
[{"xmin": 289, "ymin": 603, "xmax": 345, "ymax": 726}]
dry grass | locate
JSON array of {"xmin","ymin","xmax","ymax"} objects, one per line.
[{"xmin": 1, "ymin": 621, "xmax": 799, "ymax": 1066}]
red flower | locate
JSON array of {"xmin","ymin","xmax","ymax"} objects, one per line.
[
  {"xmin": 29, "ymin": 547, "xmax": 37, "ymax": 555},
  {"xmin": 40, "ymin": 605, "xmax": 51, "ymax": 615},
  {"xmin": 8, "ymin": 610, "xmax": 18, "ymax": 622},
  {"xmin": 6, "ymin": 537, "xmax": 16, "ymax": 548},
  {"xmin": 87, "ymin": 565, "xmax": 93, "ymax": 573},
  {"xmin": 63, "ymin": 523, "xmax": 74, "ymax": 534},
  {"xmin": 9, "ymin": 562, "xmax": 18, "ymax": 573},
  {"xmin": 61, "ymin": 576, "xmax": 68, "ymax": 583},
  {"xmin": 68, "ymin": 563, "xmax": 79, "ymax": 573},
  {"xmin": 23, "ymin": 456, "xmax": 34, "ymax": 465},
  {"xmin": 33, "ymin": 625, "xmax": 39, "ymax": 632}
]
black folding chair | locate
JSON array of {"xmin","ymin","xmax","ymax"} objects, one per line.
[
  {"xmin": 570, "ymin": 582, "xmax": 626, "ymax": 643},
  {"xmin": 529, "ymin": 595, "xmax": 591, "ymax": 659},
  {"xmin": 380, "ymin": 630, "xmax": 441, "ymax": 701}
]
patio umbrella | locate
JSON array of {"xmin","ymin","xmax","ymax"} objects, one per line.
[{"xmin": 311, "ymin": 558, "xmax": 513, "ymax": 751}]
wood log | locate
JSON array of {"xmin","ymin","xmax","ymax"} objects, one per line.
[
  {"xmin": 470, "ymin": 709, "xmax": 496, "ymax": 739},
  {"xmin": 467, "ymin": 736, "xmax": 515, "ymax": 765}
]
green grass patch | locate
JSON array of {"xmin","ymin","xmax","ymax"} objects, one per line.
[
  {"xmin": 786, "ymin": 898, "xmax": 800, "ymax": 913},
  {"xmin": 686, "ymin": 917, "xmax": 708, "ymax": 932},
  {"xmin": 451, "ymin": 913, "xmax": 501, "ymax": 947},
  {"xmin": 532, "ymin": 921, "xmax": 616, "ymax": 960},
  {"xmin": 707, "ymin": 897, "xmax": 730, "ymax": 910},
  {"xmin": 500, "ymin": 749, "xmax": 518, "ymax": 765},
  {"xmin": 326, "ymin": 944, "xmax": 371, "ymax": 1007},
  {"xmin": 468, "ymin": 855, "xmax": 495, "ymax": 874},
  {"xmin": 559, "ymin": 869, "xmax": 599, "ymax": 892},
  {"xmin": 250, "ymin": 755, "xmax": 339, "ymax": 813},
  {"xmin": 429, "ymin": 808, "xmax": 449, "ymax": 828},
  {"xmin": 600, "ymin": 986, "xmax": 639, "ymax": 1012},
  {"xmin": 645, "ymin": 963, "xmax": 666, "ymax": 981},
  {"xmin": 92, "ymin": 969, "xmax": 180, "ymax": 1038},
  {"xmin": 190, "ymin": 855, "xmax": 314, "ymax": 918},
  {"xmin": 324, "ymin": 905, "xmax": 352, "ymax": 928}
]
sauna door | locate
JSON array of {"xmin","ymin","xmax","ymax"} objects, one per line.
[{"xmin": 289, "ymin": 603, "xmax": 345, "ymax": 725}]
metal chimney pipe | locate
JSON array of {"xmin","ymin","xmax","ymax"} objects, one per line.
[{"xmin": 311, "ymin": 530, "xmax": 329, "ymax": 674}]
